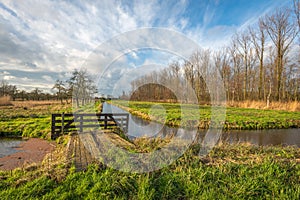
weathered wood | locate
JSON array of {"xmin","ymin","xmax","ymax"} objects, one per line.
[
  {"xmin": 51, "ymin": 113, "xmax": 129, "ymax": 139},
  {"xmin": 80, "ymin": 115, "xmax": 83, "ymax": 133},
  {"xmin": 61, "ymin": 112, "xmax": 65, "ymax": 135},
  {"xmin": 51, "ymin": 114, "xmax": 57, "ymax": 140}
]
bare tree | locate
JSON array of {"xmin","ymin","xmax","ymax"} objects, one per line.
[
  {"xmin": 52, "ymin": 80, "xmax": 66, "ymax": 104},
  {"xmin": 262, "ymin": 8, "xmax": 298, "ymax": 101},
  {"xmin": 183, "ymin": 60, "xmax": 196, "ymax": 103},
  {"xmin": 229, "ymin": 37, "xmax": 243, "ymax": 101},
  {"xmin": 235, "ymin": 30, "xmax": 256, "ymax": 100},
  {"xmin": 188, "ymin": 49, "xmax": 211, "ymax": 103},
  {"xmin": 68, "ymin": 69, "xmax": 97, "ymax": 107},
  {"xmin": 0, "ymin": 80, "xmax": 9, "ymax": 96},
  {"xmin": 249, "ymin": 19, "xmax": 267, "ymax": 100},
  {"xmin": 294, "ymin": 0, "xmax": 300, "ymax": 30},
  {"xmin": 214, "ymin": 47, "xmax": 231, "ymax": 100},
  {"xmin": 31, "ymin": 88, "xmax": 42, "ymax": 100}
]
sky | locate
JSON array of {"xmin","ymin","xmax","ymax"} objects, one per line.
[{"xmin": 0, "ymin": 0, "xmax": 293, "ymax": 95}]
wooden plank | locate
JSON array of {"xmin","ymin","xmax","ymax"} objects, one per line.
[
  {"xmin": 54, "ymin": 119, "xmax": 74, "ymax": 123},
  {"xmin": 52, "ymin": 113, "xmax": 61, "ymax": 118},
  {"xmin": 52, "ymin": 113, "xmax": 128, "ymax": 117},
  {"xmin": 52, "ymin": 113, "xmax": 74, "ymax": 117},
  {"xmin": 77, "ymin": 119, "xmax": 116, "ymax": 123},
  {"xmin": 54, "ymin": 125, "xmax": 77, "ymax": 129},
  {"xmin": 54, "ymin": 124, "xmax": 118, "ymax": 129},
  {"xmin": 80, "ymin": 124, "xmax": 102, "ymax": 128}
]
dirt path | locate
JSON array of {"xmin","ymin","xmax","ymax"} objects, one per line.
[{"xmin": 0, "ymin": 138, "xmax": 55, "ymax": 171}]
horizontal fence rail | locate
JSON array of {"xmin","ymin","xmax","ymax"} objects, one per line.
[{"xmin": 51, "ymin": 113, "xmax": 129, "ymax": 139}]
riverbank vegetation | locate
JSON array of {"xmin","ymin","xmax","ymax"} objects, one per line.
[
  {"xmin": 110, "ymin": 100, "xmax": 300, "ymax": 130},
  {"xmin": 0, "ymin": 142, "xmax": 299, "ymax": 199}
]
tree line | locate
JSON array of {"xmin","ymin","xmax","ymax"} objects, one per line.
[
  {"xmin": 0, "ymin": 69, "xmax": 97, "ymax": 106},
  {"xmin": 130, "ymin": 4, "xmax": 300, "ymax": 104},
  {"xmin": 0, "ymin": 81, "xmax": 53, "ymax": 101}
]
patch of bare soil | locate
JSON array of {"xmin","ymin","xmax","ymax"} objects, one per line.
[{"xmin": 0, "ymin": 138, "xmax": 55, "ymax": 171}]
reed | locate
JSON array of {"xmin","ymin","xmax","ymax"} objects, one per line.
[
  {"xmin": 229, "ymin": 100, "xmax": 300, "ymax": 112},
  {"xmin": 0, "ymin": 96, "xmax": 12, "ymax": 106}
]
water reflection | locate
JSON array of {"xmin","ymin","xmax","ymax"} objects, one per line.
[
  {"xmin": 104, "ymin": 103, "xmax": 175, "ymax": 137},
  {"xmin": 221, "ymin": 129, "xmax": 300, "ymax": 147},
  {"xmin": 0, "ymin": 138, "xmax": 23, "ymax": 158},
  {"xmin": 103, "ymin": 102, "xmax": 300, "ymax": 147}
]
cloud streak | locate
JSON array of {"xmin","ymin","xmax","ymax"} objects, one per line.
[{"xmin": 0, "ymin": 0, "xmax": 292, "ymax": 93}]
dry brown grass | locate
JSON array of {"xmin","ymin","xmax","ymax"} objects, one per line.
[
  {"xmin": 228, "ymin": 100, "xmax": 300, "ymax": 112},
  {"xmin": 0, "ymin": 96, "xmax": 13, "ymax": 106},
  {"xmin": 12, "ymin": 100, "xmax": 62, "ymax": 108}
]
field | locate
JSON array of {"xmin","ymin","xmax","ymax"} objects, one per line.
[
  {"xmin": 1, "ymin": 100, "xmax": 299, "ymax": 139},
  {"xmin": 0, "ymin": 100, "xmax": 102, "ymax": 138},
  {"xmin": 110, "ymin": 100, "xmax": 300, "ymax": 130},
  {"xmin": 0, "ymin": 101, "xmax": 72, "ymax": 138},
  {"xmin": 0, "ymin": 100, "xmax": 300, "ymax": 199},
  {"xmin": 0, "ymin": 142, "xmax": 299, "ymax": 199}
]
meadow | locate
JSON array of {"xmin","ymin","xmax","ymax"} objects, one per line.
[
  {"xmin": 0, "ymin": 100, "xmax": 102, "ymax": 138},
  {"xmin": 0, "ymin": 101, "xmax": 72, "ymax": 138},
  {"xmin": 110, "ymin": 100, "xmax": 300, "ymax": 130},
  {"xmin": 0, "ymin": 100, "xmax": 299, "ymax": 199},
  {"xmin": 0, "ymin": 142, "xmax": 299, "ymax": 199}
]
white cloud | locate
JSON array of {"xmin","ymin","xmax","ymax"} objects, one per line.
[
  {"xmin": 0, "ymin": 0, "xmax": 293, "ymax": 94},
  {"xmin": 20, "ymin": 77, "xmax": 32, "ymax": 82},
  {"xmin": 42, "ymin": 75, "xmax": 53, "ymax": 82},
  {"xmin": 1, "ymin": 71, "xmax": 10, "ymax": 75},
  {"xmin": 3, "ymin": 75, "xmax": 15, "ymax": 80}
]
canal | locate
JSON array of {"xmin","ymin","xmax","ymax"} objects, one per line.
[{"xmin": 103, "ymin": 102, "xmax": 300, "ymax": 147}]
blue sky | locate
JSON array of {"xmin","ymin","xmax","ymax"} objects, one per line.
[{"xmin": 0, "ymin": 0, "xmax": 293, "ymax": 94}]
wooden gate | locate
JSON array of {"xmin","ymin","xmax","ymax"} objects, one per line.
[{"xmin": 51, "ymin": 113, "xmax": 129, "ymax": 139}]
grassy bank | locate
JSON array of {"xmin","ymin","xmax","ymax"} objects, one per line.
[
  {"xmin": 0, "ymin": 142, "xmax": 299, "ymax": 199},
  {"xmin": 0, "ymin": 101, "xmax": 72, "ymax": 138},
  {"xmin": 110, "ymin": 100, "xmax": 300, "ymax": 130}
]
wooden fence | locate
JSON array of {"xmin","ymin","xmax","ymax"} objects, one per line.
[{"xmin": 51, "ymin": 113, "xmax": 129, "ymax": 139}]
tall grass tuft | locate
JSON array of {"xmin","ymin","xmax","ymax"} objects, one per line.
[
  {"xmin": 229, "ymin": 100, "xmax": 300, "ymax": 112},
  {"xmin": 0, "ymin": 96, "xmax": 12, "ymax": 106}
]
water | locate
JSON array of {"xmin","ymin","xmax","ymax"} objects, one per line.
[
  {"xmin": 0, "ymin": 137, "xmax": 23, "ymax": 158},
  {"xmin": 221, "ymin": 129, "xmax": 300, "ymax": 147},
  {"xmin": 102, "ymin": 103, "xmax": 196, "ymax": 140},
  {"xmin": 103, "ymin": 103, "xmax": 300, "ymax": 147}
]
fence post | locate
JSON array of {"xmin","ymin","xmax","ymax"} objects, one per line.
[
  {"xmin": 125, "ymin": 114, "xmax": 129, "ymax": 133},
  {"xmin": 51, "ymin": 114, "xmax": 55, "ymax": 139},
  {"xmin": 61, "ymin": 112, "xmax": 65, "ymax": 135},
  {"xmin": 120, "ymin": 117, "xmax": 124, "ymax": 132},
  {"xmin": 104, "ymin": 115, "xmax": 107, "ymax": 129},
  {"xmin": 80, "ymin": 115, "xmax": 83, "ymax": 132}
]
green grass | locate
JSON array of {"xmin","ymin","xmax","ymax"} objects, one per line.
[
  {"xmin": 1, "ymin": 100, "xmax": 299, "ymax": 199},
  {"xmin": 0, "ymin": 102, "xmax": 72, "ymax": 138},
  {"xmin": 110, "ymin": 100, "xmax": 300, "ymax": 130},
  {"xmin": 0, "ymin": 101, "xmax": 102, "ymax": 138},
  {"xmin": 0, "ymin": 143, "xmax": 299, "ymax": 199}
]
